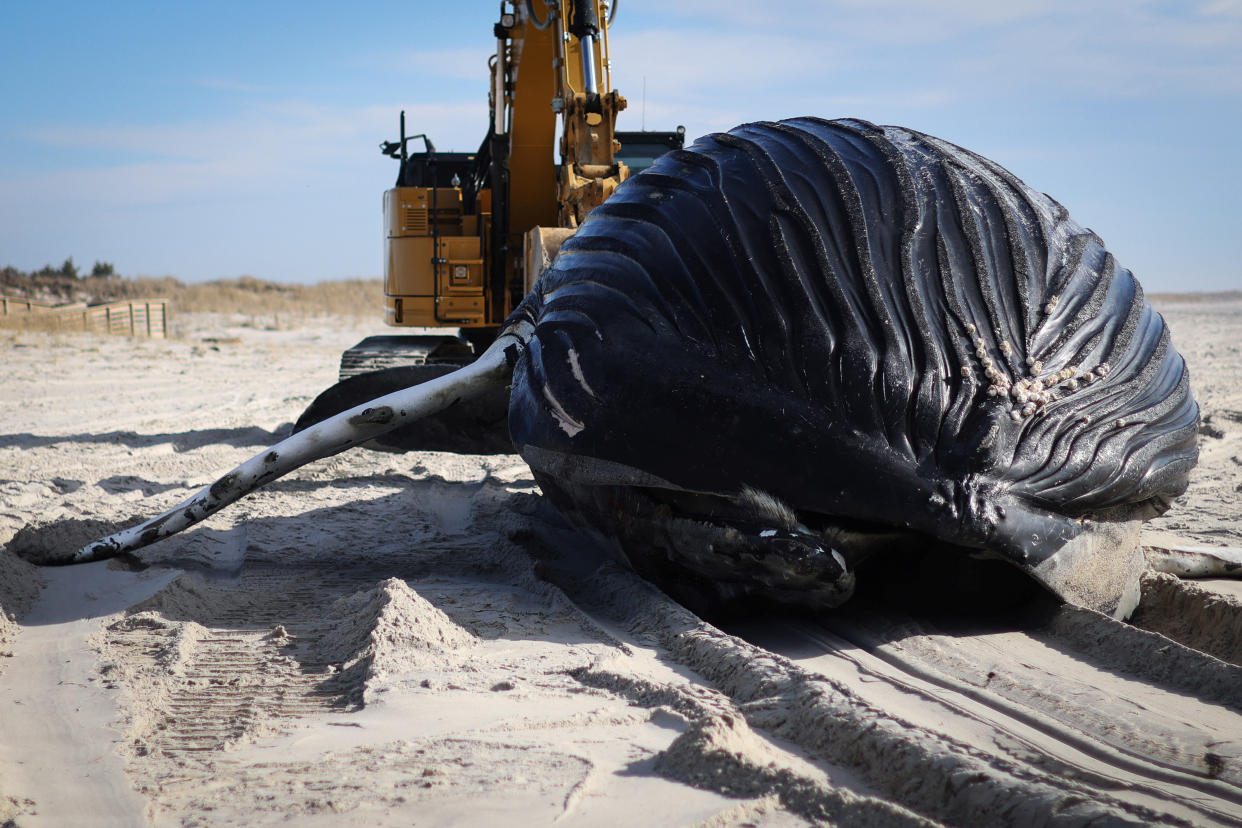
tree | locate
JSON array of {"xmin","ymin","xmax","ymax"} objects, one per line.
[
  {"xmin": 60, "ymin": 257, "xmax": 79, "ymax": 279},
  {"xmin": 91, "ymin": 260, "xmax": 117, "ymax": 278}
]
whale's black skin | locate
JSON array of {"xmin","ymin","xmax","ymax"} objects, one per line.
[{"xmin": 506, "ymin": 117, "xmax": 1199, "ymax": 614}]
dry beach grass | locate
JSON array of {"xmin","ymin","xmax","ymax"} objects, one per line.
[
  {"xmin": 0, "ymin": 274, "xmax": 381, "ymax": 335},
  {"xmin": 1, "ymin": 293, "xmax": 1241, "ymax": 826}
]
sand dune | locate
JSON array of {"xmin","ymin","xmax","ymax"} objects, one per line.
[{"xmin": 2, "ymin": 302, "xmax": 1241, "ymax": 826}]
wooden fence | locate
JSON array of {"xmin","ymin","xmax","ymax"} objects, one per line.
[
  {"xmin": 0, "ymin": 297, "xmax": 60, "ymax": 314},
  {"xmin": 1, "ymin": 296, "xmax": 169, "ymax": 338}
]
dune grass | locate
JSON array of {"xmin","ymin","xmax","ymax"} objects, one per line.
[
  {"xmin": 85, "ymin": 275, "xmax": 384, "ymax": 316},
  {"xmin": 1, "ymin": 275, "xmax": 385, "ymax": 334}
]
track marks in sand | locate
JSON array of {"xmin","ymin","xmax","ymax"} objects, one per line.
[
  {"xmin": 530, "ymin": 516, "xmax": 1242, "ymax": 827},
  {"xmin": 94, "ymin": 550, "xmax": 679, "ymax": 823},
  {"xmin": 818, "ymin": 612, "xmax": 1241, "ymax": 795},
  {"xmin": 720, "ymin": 602, "xmax": 1242, "ymax": 827},
  {"xmin": 142, "ymin": 739, "xmax": 596, "ymax": 824},
  {"xmin": 568, "ymin": 662, "xmax": 935, "ymax": 827},
  {"xmin": 101, "ymin": 566, "xmax": 493, "ymax": 758},
  {"xmin": 102, "ymin": 571, "xmax": 359, "ymax": 758}
]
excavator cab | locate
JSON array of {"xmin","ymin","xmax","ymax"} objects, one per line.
[{"xmin": 380, "ymin": 121, "xmax": 492, "ymax": 333}]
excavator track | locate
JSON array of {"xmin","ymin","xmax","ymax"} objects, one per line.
[{"xmin": 337, "ymin": 334, "xmax": 475, "ymax": 380}]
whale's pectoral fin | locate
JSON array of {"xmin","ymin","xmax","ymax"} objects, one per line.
[
  {"xmin": 293, "ymin": 363, "xmax": 513, "ymax": 455},
  {"xmin": 51, "ymin": 331, "xmax": 526, "ymax": 566},
  {"xmin": 1143, "ymin": 532, "xmax": 1242, "ymax": 579}
]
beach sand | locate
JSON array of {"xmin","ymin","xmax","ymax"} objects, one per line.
[{"xmin": 2, "ymin": 301, "xmax": 1241, "ymax": 826}]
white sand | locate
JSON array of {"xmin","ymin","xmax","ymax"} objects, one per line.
[{"xmin": 2, "ymin": 303, "xmax": 1241, "ymax": 826}]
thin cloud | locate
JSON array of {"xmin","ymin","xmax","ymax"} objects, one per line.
[
  {"xmin": 1198, "ymin": 0, "xmax": 1242, "ymax": 16},
  {"xmin": 391, "ymin": 47, "xmax": 494, "ymax": 82},
  {"xmin": 617, "ymin": 1, "xmax": 1242, "ymax": 98},
  {"xmin": 9, "ymin": 100, "xmax": 483, "ymax": 207},
  {"xmin": 609, "ymin": 28, "xmax": 844, "ymax": 107},
  {"xmin": 194, "ymin": 78, "xmax": 273, "ymax": 94},
  {"xmin": 936, "ymin": 10, "xmax": 1242, "ymax": 98}
]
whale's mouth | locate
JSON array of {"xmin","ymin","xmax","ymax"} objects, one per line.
[
  {"xmin": 517, "ymin": 442, "xmax": 1146, "ymax": 620},
  {"xmin": 524, "ymin": 467, "xmax": 1060, "ymax": 621}
]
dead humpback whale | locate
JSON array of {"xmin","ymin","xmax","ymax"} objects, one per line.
[{"xmin": 62, "ymin": 118, "xmax": 1206, "ymax": 619}]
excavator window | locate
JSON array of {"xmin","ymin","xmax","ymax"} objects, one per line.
[
  {"xmin": 615, "ymin": 128, "xmax": 685, "ymax": 175},
  {"xmin": 398, "ymin": 153, "xmax": 477, "ymax": 190}
]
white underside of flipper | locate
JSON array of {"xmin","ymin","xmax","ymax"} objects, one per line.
[{"xmin": 71, "ymin": 329, "xmax": 527, "ymax": 564}]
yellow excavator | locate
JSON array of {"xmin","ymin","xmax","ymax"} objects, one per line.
[
  {"xmin": 296, "ymin": 0, "xmax": 683, "ymax": 449},
  {"xmin": 341, "ymin": 0, "xmax": 683, "ymax": 375}
]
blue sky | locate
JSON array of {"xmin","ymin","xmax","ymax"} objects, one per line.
[{"xmin": 2, "ymin": 0, "xmax": 1239, "ymax": 292}]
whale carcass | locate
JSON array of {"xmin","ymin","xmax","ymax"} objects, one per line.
[{"xmin": 63, "ymin": 118, "xmax": 1203, "ymax": 619}]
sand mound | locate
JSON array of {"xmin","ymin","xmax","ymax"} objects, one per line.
[
  {"xmin": 6, "ymin": 516, "xmax": 127, "ymax": 565},
  {"xmin": 105, "ymin": 611, "xmax": 209, "ymax": 677},
  {"xmin": 315, "ymin": 578, "xmax": 479, "ymax": 689},
  {"xmin": 128, "ymin": 572, "xmax": 237, "ymax": 620}
]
